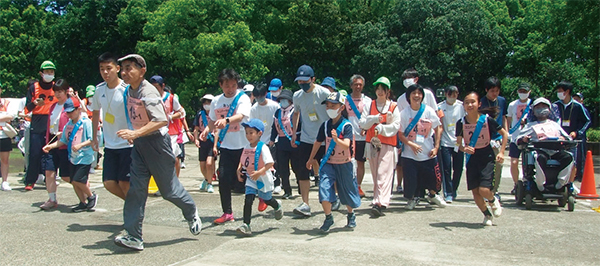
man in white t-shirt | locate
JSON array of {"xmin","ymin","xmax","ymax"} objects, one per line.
[
  {"xmin": 291, "ymin": 64, "xmax": 329, "ymax": 217},
  {"xmin": 92, "ymin": 52, "xmax": 132, "ymax": 200},
  {"xmin": 345, "ymin": 74, "xmax": 372, "ymax": 197},
  {"xmin": 201, "ymin": 68, "xmax": 251, "ymax": 225},
  {"xmin": 437, "ymin": 86, "xmax": 465, "ymax": 203},
  {"xmin": 395, "ymin": 68, "xmax": 438, "ymax": 194},
  {"xmin": 506, "ymin": 83, "xmax": 532, "ymax": 195}
]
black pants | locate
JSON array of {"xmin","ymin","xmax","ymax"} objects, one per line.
[
  {"xmin": 218, "ymin": 148, "xmax": 243, "ymax": 214},
  {"xmin": 402, "ymin": 157, "xmax": 442, "ymax": 199},
  {"xmin": 269, "ymin": 145, "xmax": 280, "ymax": 187},
  {"xmin": 276, "ymin": 147, "xmax": 299, "ymax": 195},
  {"xmin": 243, "ymin": 194, "xmax": 278, "ymax": 224},
  {"xmin": 25, "ymin": 131, "xmax": 46, "ymax": 185}
]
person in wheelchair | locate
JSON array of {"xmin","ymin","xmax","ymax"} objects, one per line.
[{"xmin": 517, "ymin": 98, "xmax": 573, "ymax": 192}]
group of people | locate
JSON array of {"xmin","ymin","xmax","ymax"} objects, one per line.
[{"xmin": 0, "ymin": 54, "xmax": 591, "ymax": 251}]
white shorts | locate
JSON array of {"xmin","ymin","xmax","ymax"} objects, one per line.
[{"xmin": 170, "ymin": 134, "xmax": 182, "ymax": 157}]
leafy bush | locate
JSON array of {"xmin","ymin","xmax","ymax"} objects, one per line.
[{"xmin": 587, "ymin": 128, "xmax": 600, "ymax": 142}]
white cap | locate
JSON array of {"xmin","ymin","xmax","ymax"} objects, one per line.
[
  {"xmin": 243, "ymin": 84, "xmax": 254, "ymax": 92},
  {"xmin": 200, "ymin": 94, "xmax": 215, "ymax": 101},
  {"xmin": 532, "ymin": 97, "xmax": 551, "ymax": 107}
]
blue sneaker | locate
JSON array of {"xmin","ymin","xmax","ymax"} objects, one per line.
[
  {"xmin": 444, "ymin": 195, "xmax": 453, "ymax": 203},
  {"xmin": 345, "ymin": 213, "xmax": 356, "ymax": 229},
  {"xmin": 320, "ymin": 215, "xmax": 334, "ymax": 233},
  {"xmin": 199, "ymin": 180, "xmax": 208, "ymax": 191}
]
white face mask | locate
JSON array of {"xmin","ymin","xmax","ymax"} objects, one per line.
[
  {"xmin": 403, "ymin": 78, "xmax": 416, "ymax": 89},
  {"xmin": 518, "ymin": 92, "xmax": 530, "ymax": 100},
  {"xmin": 326, "ymin": 108, "xmax": 340, "ymax": 119},
  {"xmin": 203, "ymin": 104, "xmax": 211, "ymax": 112},
  {"xmin": 271, "ymin": 91, "xmax": 280, "ymax": 97},
  {"xmin": 280, "ymin": 99, "xmax": 290, "ymax": 109},
  {"xmin": 557, "ymin": 92, "xmax": 566, "ymax": 100},
  {"xmin": 446, "ymin": 97, "xmax": 457, "ymax": 105},
  {"xmin": 42, "ymin": 74, "xmax": 55, "ymax": 83}
]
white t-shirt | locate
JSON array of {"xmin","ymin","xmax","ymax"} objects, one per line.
[
  {"xmin": 438, "ymin": 100, "xmax": 465, "ymax": 148},
  {"xmin": 345, "ymin": 93, "xmax": 372, "ymax": 141},
  {"xmin": 209, "ymin": 91, "xmax": 251, "ymax": 150},
  {"xmin": 397, "ymin": 88, "xmax": 438, "ymax": 113},
  {"xmin": 507, "ymin": 99, "xmax": 531, "ymax": 143},
  {"xmin": 49, "ymin": 103, "xmax": 64, "ymax": 135},
  {"xmin": 250, "ymin": 99, "xmax": 279, "ymax": 143},
  {"xmin": 293, "ymin": 84, "xmax": 330, "ymax": 144},
  {"xmin": 400, "ymin": 105, "xmax": 441, "ymax": 161},
  {"xmin": 242, "ymin": 143, "xmax": 275, "ymax": 192},
  {"xmin": 91, "ymin": 80, "xmax": 132, "ymax": 149}
]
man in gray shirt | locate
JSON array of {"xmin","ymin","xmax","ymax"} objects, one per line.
[
  {"xmin": 291, "ymin": 64, "xmax": 329, "ymax": 217},
  {"xmin": 113, "ymin": 54, "xmax": 202, "ymax": 251}
]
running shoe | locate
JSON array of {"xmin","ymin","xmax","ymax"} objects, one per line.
[
  {"xmin": 72, "ymin": 202, "xmax": 87, "ymax": 213},
  {"xmin": 1, "ymin": 181, "xmax": 11, "ymax": 191},
  {"xmin": 206, "ymin": 184, "xmax": 214, "ymax": 193},
  {"xmin": 444, "ymin": 195, "xmax": 453, "ymax": 204},
  {"xmin": 490, "ymin": 198, "xmax": 502, "ymax": 218},
  {"xmin": 396, "ymin": 185, "xmax": 404, "ymax": 194},
  {"xmin": 188, "ymin": 210, "xmax": 202, "ymax": 235},
  {"xmin": 358, "ymin": 186, "xmax": 365, "ymax": 198},
  {"xmin": 320, "ymin": 215, "xmax": 334, "ymax": 233},
  {"xmin": 24, "ymin": 184, "xmax": 34, "ymax": 191},
  {"xmin": 293, "ymin": 202, "xmax": 311, "ymax": 217},
  {"xmin": 273, "ymin": 186, "xmax": 282, "ymax": 195},
  {"xmin": 345, "ymin": 212, "xmax": 356, "ymax": 229},
  {"xmin": 213, "ymin": 213, "xmax": 234, "ymax": 225},
  {"xmin": 199, "ymin": 180, "xmax": 208, "ymax": 191},
  {"xmin": 483, "ymin": 215, "xmax": 493, "ymax": 226},
  {"xmin": 274, "ymin": 200, "xmax": 283, "ymax": 220},
  {"xmin": 86, "ymin": 192, "xmax": 98, "ymax": 210},
  {"xmin": 236, "ymin": 223, "xmax": 252, "ymax": 236},
  {"xmin": 406, "ymin": 198, "xmax": 417, "ymax": 210},
  {"xmin": 40, "ymin": 199, "xmax": 58, "ymax": 210},
  {"xmin": 331, "ymin": 198, "xmax": 341, "ymax": 211},
  {"xmin": 258, "ymin": 198, "xmax": 268, "ymax": 212},
  {"xmin": 429, "ymin": 194, "xmax": 448, "ymax": 208},
  {"xmin": 371, "ymin": 205, "xmax": 383, "ymax": 217},
  {"xmin": 114, "ymin": 231, "xmax": 144, "ymax": 251},
  {"xmin": 282, "ymin": 193, "xmax": 291, "ymax": 200},
  {"xmin": 180, "ymin": 162, "xmax": 186, "ymax": 169}
]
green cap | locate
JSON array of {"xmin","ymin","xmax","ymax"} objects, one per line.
[
  {"xmin": 373, "ymin": 76, "xmax": 391, "ymax": 89},
  {"xmin": 85, "ymin": 85, "xmax": 96, "ymax": 97},
  {"xmin": 40, "ymin": 60, "xmax": 56, "ymax": 70}
]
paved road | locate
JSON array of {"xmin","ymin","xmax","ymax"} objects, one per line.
[{"xmin": 1, "ymin": 143, "xmax": 599, "ymax": 265}]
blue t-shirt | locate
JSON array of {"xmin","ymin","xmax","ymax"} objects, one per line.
[{"xmin": 60, "ymin": 117, "xmax": 94, "ymax": 165}]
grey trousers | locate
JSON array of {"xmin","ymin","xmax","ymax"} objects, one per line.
[{"xmin": 123, "ymin": 133, "xmax": 197, "ymax": 240}]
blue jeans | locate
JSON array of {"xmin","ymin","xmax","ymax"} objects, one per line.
[{"xmin": 439, "ymin": 146, "xmax": 464, "ymax": 199}]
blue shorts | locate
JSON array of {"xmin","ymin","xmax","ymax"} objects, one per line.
[
  {"xmin": 245, "ymin": 186, "xmax": 273, "ymax": 201},
  {"xmin": 319, "ymin": 162, "xmax": 361, "ymax": 209},
  {"xmin": 509, "ymin": 142, "xmax": 521, "ymax": 158}
]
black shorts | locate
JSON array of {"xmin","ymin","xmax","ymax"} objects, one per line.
[
  {"xmin": 0, "ymin": 138, "xmax": 12, "ymax": 152},
  {"xmin": 42, "ymin": 148, "xmax": 71, "ymax": 177},
  {"xmin": 70, "ymin": 164, "xmax": 91, "ymax": 184},
  {"xmin": 295, "ymin": 142, "xmax": 325, "ymax": 181},
  {"xmin": 466, "ymin": 151, "xmax": 495, "ymax": 190},
  {"xmin": 509, "ymin": 142, "xmax": 521, "ymax": 158},
  {"xmin": 102, "ymin": 147, "xmax": 132, "ymax": 182},
  {"xmin": 198, "ymin": 139, "xmax": 215, "ymax": 162},
  {"xmin": 355, "ymin": 141, "xmax": 366, "ymax": 162}
]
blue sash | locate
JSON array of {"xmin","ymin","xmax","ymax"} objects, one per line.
[
  {"xmin": 399, "ymin": 103, "xmax": 425, "ymax": 149},
  {"xmin": 319, "ymin": 118, "xmax": 349, "ymax": 170},
  {"xmin": 255, "ymin": 141, "xmax": 265, "ymax": 189},
  {"xmin": 200, "ymin": 110, "xmax": 214, "ymax": 142},
  {"xmin": 465, "ymin": 114, "xmax": 487, "ymax": 163},
  {"xmin": 162, "ymin": 92, "xmax": 170, "ymax": 102},
  {"xmin": 123, "ymin": 85, "xmax": 133, "ymax": 130},
  {"xmin": 276, "ymin": 109, "xmax": 300, "ymax": 145},
  {"xmin": 508, "ymin": 101, "xmax": 531, "ymax": 134},
  {"xmin": 346, "ymin": 94, "xmax": 361, "ymax": 120},
  {"xmin": 217, "ymin": 92, "xmax": 243, "ymax": 148},
  {"xmin": 67, "ymin": 118, "xmax": 84, "ymax": 159}
]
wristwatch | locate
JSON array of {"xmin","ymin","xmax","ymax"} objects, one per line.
[{"xmin": 226, "ymin": 118, "xmax": 230, "ymax": 124}]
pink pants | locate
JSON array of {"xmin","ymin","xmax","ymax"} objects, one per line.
[{"xmin": 368, "ymin": 144, "xmax": 396, "ymax": 207}]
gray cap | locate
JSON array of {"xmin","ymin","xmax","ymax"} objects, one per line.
[
  {"xmin": 532, "ymin": 97, "xmax": 551, "ymax": 107},
  {"xmin": 118, "ymin": 54, "xmax": 147, "ymax": 68}
]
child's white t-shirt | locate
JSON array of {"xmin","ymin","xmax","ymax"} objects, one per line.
[{"xmin": 241, "ymin": 143, "xmax": 275, "ymax": 192}]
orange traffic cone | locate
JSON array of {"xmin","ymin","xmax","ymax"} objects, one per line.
[
  {"xmin": 577, "ymin": 150, "xmax": 599, "ymax": 199},
  {"xmin": 148, "ymin": 176, "xmax": 159, "ymax": 194}
]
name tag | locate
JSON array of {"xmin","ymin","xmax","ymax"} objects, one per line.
[
  {"xmin": 416, "ymin": 134, "xmax": 425, "ymax": 143},
  {"xmin": 105, "ymin": 112, "xmax": 115, "ymax": 124},
  {"xmin": 308, "ymin": 112, "xmax": 318, "ymax": 122},
  {"xmin": 562, "ymin": 120, "xmax": 570, "ymax": 127}
]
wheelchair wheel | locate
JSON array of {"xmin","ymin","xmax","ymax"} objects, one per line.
[
  {"xmin": 515, "ymin": 181, "xmax": 524, "ymax": 205},
  {"xmin": 525, "ymin": 194, "xmax": 533, "ymax": 210},
  {"xmin": 558, "ymin": 190, "xmax": 568, "ymax": 207},
  {"xmin": 567, "ymin": 196, "xmax": 575, "ymax": 211}
]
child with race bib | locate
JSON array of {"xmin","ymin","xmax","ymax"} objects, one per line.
[
  {"xmin": 43, "ymin": 98, "xmax": 97, "ymax": 212},
  {"xmin": 456, "ymin": 92, "xmax": 507, "ymax": 226},
  {"xmin": 307, "ymin": 92, "xmax": 361, "ymax": 233},
  {"xmin": 236, "ymin": 118, "xmax": 283, "ymax": 236}
]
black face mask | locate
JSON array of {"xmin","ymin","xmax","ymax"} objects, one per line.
[
  {"xmin": 298, "ymin": 83, "xmax": 311, "ymax": 92},
  {"xmin": 534, "ymin": 107, "xmax": 551, "ymax": 120}
]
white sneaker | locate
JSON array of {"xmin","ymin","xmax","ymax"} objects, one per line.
[
  {"xmin": 206, "ymin": 184, "xmax": 214, "ymax": 193},
  {"xmin": 293, "ymin": 202, "xmax": 311, "ymax": 217},
  {"xmin": 89, "ymin": 168, "xmax": 96, "ymax": 174},
  {"xmin": 188, "ymin": 210, "xmax": 202, "ymax": 235},
  {"xmin": 36, "ymin": 174, "xmax": 45, "ymax": 185},
  {"xmin": 1, "ymin": 181, "xmax": 12, "ymax": 191},
  {"xmin": 483, "ymin": 215, "xmax": 493, "ymax": 226},
  {"xmin": 490, "ymin": 198, "xmax": 502, "ymax": 217},
  {"xmin": 114, "ymin": 231, "xmax": 144, "ymax": 251},
  {"xmin": 429, "ymin": 194, "xmax": 448, "ymax": 208},
  {"xmin": 181, "ymin": 162, "xmax": 186, "ymax": 169},
  {"xmin": 406, "ymin": 198, "xmax": 417, "ymax": 210},
  {"xmin": 273, "ymin": 186, "xmax": 282, "ymax": 194}
]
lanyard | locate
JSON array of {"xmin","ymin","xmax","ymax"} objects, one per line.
[
  {"xmin": 217, "ymin": 92, "xmax": 243, "ymax": 148},
  {"xmin": 509, "ymin": 100, "xmax": 531, "ymax": 134},
  {"xmin": 122, "ymin": 85, "xmax": 134, "ymax": 130},
  {"xmin": 561, "ymin": 100, "xmax": 574, "ymax": 121},
  {"xmin": 465, "ymin": 114, "xmax": 487, "ymax": 163},
  {"xmin": 67, "ymin": 118, "xmax": 84, "ymax": 159},
  {"xmin": 320, "ymin": 118, "xmax": 348, "ymax": 170},
  {"xmin": 201, "ymin": 110, "xmax": 214, "ymax": 142}
]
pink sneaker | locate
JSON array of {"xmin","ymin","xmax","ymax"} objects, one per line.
[
  {"xmin": 40, "ymin": 199, "xmax": 58, "ymax": 210},
  {"xmin": 213, "ymin": 213, "xmax": 234, "ymax": 225}
]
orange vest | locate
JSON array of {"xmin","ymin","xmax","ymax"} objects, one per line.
[
  {"xmin": 163, "ymin": 93, "xmax": 182, "ymax": 136},
  {"xmin": 83, "ymin": 98, "xmax": 93, "ymax": 118},
  {"xmin": 0, "ymin": 99, "xmax": 8, "ymax": 130},
  {"xmin": 32, "ymin": 82, "xmax": 57, "ymax": 115},
  {"xmin": 365, "ymin": 100, "xmax": 397, "ymax": 146}
]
